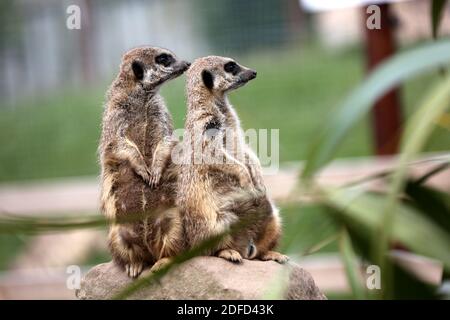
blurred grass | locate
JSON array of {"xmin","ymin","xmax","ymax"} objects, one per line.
[
  {"xmin": 0, "ymin": 234, "xmax": 28, "ymax": 270},
  {"xmin": 83, "ymin": 247, "xmax": 111, "ymax": 267},
  {"xmin": 0, "ymin": 44, "xmax": 449, "ymax": 182},
  {"xmin": 0, "ymin": 89, "xmax": 102, "ymax": 181}
]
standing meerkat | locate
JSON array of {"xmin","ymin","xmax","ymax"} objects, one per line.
[
  {"xmin": 177, "ymin": 55, "xmax": 288, "ymax": 263},
  {"xmin": 99, "ymin": 46, "xmax": 190, "ymax": 278}
]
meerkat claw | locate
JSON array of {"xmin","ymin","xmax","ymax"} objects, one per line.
[
  {"xmin": 126, "ymin": 263, "xmax": 143, "ymax": 278},
  {"xmin": 218, "ymin": 249, "xmax": 243, "ymax": 264},
  {"xmin": 148, "ymin": 171, "xmax": 162, "ymax": 187},
  {"xmin": 261, "ymin": 251, "xmax": 289, "ymax": 264},
  {"xmin": 135, "ymin": 167, "xmax": 151, "ymax": 184}
]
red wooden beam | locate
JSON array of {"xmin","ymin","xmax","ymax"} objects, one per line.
[{"xmin": 363, "ymin": 3, "xmax": 402, "ymax": 155}]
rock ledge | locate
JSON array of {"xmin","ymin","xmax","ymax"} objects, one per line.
[{"xmin": 76, "ymin": 256, "xmax": 326, "ymax": 300}]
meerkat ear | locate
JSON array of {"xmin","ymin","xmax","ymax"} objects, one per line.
[
  {"xmin": 201, "ymin": 70, "xmax": 214, "ymax": 90},
  {"xmin": 132, "ymin": 61, "xmax": 144, "ymax": 80}
]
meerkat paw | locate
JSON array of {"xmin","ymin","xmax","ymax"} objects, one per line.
[
  {"xmin": 135, "ymin": 166, "xmax": 151, "ymax": 184},
  {"xmin": 148, "ymin": 169, "xmax": 162, "ymax": 188},
  {"xmin": 238, "ymin": 172, "xmax": 254, "ymax": 189},
  {"xmin": 149, "ymin": 257, "xmax": 172, "ymax": 273},
  {"xmin": 260, "ymin": 251, "xmax": 289, "ymax": 264},
  {"xmin": 125, "ymin": 262, "xmax": 143, "ymax": 278},
  {"xmin": 217, "ymin": 249, "xmax": 243, "ymax": 264}
]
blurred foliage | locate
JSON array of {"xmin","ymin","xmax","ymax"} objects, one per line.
[
  {"xmin": 300, "ymin": 37, "xmax": 450, "ymax": 299},
  {"xmin": 432, "ymin": 0, "xmax": 448, "ymax": 38},
  {"xmin": 83, "ymin": 247, "xmax": 111, "ymax": 267},
  {"xmin": 279, "ymin": 204, "xmax": 338, "ymax": 255},
  {"xmin": 302, "ymin": 40, "xmax": 450, "ymax": 178},
  {"xmin": 0, "ymin": 203, "xmax": 337, "ymax": 270},
  {"xmin": 0, "ymin": 0, "xmax": 22, "ymax": 50},
  {"xmin": 0, "ymin": 88, "xmax": 102, "ymax": 181},
  {"xmin": 0, "ymin": 234, "xmax": 27, "ymax": 270}
]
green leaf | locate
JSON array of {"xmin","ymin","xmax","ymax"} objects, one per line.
[
  {"xmin": 432, "ymin": 0, "xmax": 448, "ymax": 38},
  {"xmin": 390, "ymin": 262, "xmax": 439, "ymax": 299},
  {"xmin": 280, "ymin": 204, "xmax": 339, "ymax": 255},
  {"xmin": 375, "ymin": 73, "xmax": 450, "ymax": 293},
  {"xmin": 414, "ymin": 161, "xmax": 450, "ymax": 185},
  {"xmin": 405, "ymin": 181, "xmax": 450, "ymax": 232},
  {"xmin": 339, "ymin": 228, "xmax": 366, "ymax": 299},
  {"xmin": 324, "ymin": 188, "xmax": 450, "ymax": 271},
  {"xmin": 326, "ymin": 206, "xmax": 439, "ymax": 299},
  {"xmin": 0, "ymin": 213, "xmax": 107, "ymax": 234},
  {"xmin": 302, "ymin": 40, "xmax": 450, "ymax": 179}
]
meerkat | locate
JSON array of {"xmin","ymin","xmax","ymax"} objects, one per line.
[
  {"xmin": 177, "ymin": 55, "xmax": 288, "ymax": 264},
  {"xmin": 99, "ymin": 46, "xmax": 190, "ymax": 278}
]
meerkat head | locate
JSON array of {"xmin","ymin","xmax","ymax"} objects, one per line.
[
  {"xmin": 120, "ymin": 46, "xmax": 190, "ymax": 91},
  {"xmin": 187, "ymin": 56, "xmax": 257, "ymax": 96}
]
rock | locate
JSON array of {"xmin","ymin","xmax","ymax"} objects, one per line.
[{"xmin": 76, "ymin": 256, "xmax": 326, "ymax": 300}]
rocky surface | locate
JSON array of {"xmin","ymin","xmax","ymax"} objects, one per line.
[{"xmin": 76, "ymin": 256, "xmax": 326, "ymax": 300}]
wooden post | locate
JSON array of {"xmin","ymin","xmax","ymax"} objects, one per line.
[{"xmin": 363, "ymin": 3, "xmax": 402, "ymax": 155}]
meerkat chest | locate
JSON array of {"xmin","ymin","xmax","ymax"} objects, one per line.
[{"xmin": 126, "ymin": 105, "xmax": 170, "ymax": 157}]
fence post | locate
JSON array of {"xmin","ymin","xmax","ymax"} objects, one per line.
[{"xmin": 364, "ymin": 3, "xmax": 402, "ymax": 155}]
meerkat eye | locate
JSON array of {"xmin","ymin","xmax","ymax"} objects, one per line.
[
  {"xmin": 132, "ymin": 61, "xmax": 145, "ymax": 80},
  {"xmin": 224, "ymin": 61, "xmax": 240, "ymax": 75},
  {"xmin": 155, "ymin": 53, "xmax": 174, "ymax": 67}
]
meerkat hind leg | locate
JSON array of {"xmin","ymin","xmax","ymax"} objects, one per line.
[
  {"xmin": 217, "ymin": 249, "xmax": 243, "ymax": 263},
  {"xmin": 260, "ymin": 251, "xmax": 289, "ymax": 264}
]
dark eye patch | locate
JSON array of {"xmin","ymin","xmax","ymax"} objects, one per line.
[
  {"xmin": 132, "ymin": 61, "xmax": 144, "ymax": 80},
  {"xmin": 155, "ymin": 53, "xmax": 174, "ymax": 67},
  {"xmin": 224, "ymin": 61, "xmax": 240, "ymax": 75}
]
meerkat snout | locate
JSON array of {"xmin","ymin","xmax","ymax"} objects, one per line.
[
  {"xmin": 240, "ymin": 69, "xmax": 257, "ymax": 82},
  {"xmin": 181, "ymin": 61, "xmax": 191, "ymax": 70},
  {"xmin": 170, "ymin": 60, "xmax": 191, "ymax": 76}
]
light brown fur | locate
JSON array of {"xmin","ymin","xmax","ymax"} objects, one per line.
[
  {"xmin": 99, "ymin": 46, "xmax": 190, "ymax": 277},
  {"xmin": 178, "ymin": 56, "xmax": 288, "ymax": 263}
]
